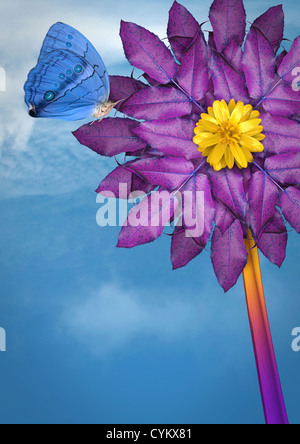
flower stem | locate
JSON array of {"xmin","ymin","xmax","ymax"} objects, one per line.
[{"xmin": 243, "ymin": 230, "xmax": 289, "ymax": 425}]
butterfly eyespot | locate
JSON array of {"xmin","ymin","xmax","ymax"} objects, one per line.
[
  {"xmin": 58, "ymin": 73, "xmax": 65, "ymax": 80},
  {"xmin": 53, "ymin": 82, "xmax": 59, "ymax": 88},
  {"xmin": 68, "ymin": 34, "xmax": 73, "ymax": 40},
  {"xmin": 66, "ymin": 42, "xmax": 72, "ymax": 48},
  {"xmin": 74, "ymin": 64, "xmax": 83, "ymax": 74},
  {"xmin": 66, "ymin": 69, "xmax": 72, "ymax": 76},
  {"xmin": 44, "ymin": 91, "xmax": 55, "ymax": 101}
]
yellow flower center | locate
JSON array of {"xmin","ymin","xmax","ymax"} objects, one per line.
[{"xmin": 193, "ymin": 99, "xmax": 265, "ymax": 171}]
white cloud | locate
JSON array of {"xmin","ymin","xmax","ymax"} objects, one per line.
[
  {"xmin": 62, "ymin": 283, "xmax": 200, "ymax": 354},
  {"xmin": 61, "ymin": 279, "xmax": 246, "ymax": 356}
]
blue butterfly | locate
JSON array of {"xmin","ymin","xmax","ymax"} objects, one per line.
[{"xmin": 24, "ymin": 22, "xmax": 117, "ymax": 121}]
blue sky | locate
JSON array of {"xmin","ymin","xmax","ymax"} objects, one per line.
[{"xmin": 0, "ymin": 0, "xmax": 299, "ymax": 424}]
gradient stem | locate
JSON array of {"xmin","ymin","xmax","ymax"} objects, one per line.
[{"xmin": 243, "ymin": 230, "xmax": 289, "ymax": 425}]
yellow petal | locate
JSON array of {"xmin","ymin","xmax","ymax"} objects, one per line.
[
  {"xmin": 239, "ymin": 145, "xmax": 253, "ymax": 163},
  {"xmin": 255, "ymin": 133, "xmax": 265, "ymax": 141},
  {"xmin": 207, "ymin": 107, "xmax": 215, "ymax": 118},
  {"xmin": 197, "ymin": 133, "xmax": 222, "ymax": 149},
  {"xmin": 239, "ymin": 119, "xmax": 262, "ymax": 133},
  {"xmin": 225, "ymin": 145, "xmax": 235, "ymax": 169},
  {"xmin": 244, "ymin": 126, "xmax": 264, "ymax": 137},
  {"xmin": 249, "ymin": 110, "xmax": 260, "ymax": 120},
  {"xmin": 239, "ymin": 104, "xmax": 253, "ymax": 123},
  {"xmin": 201, "ymin": 113, "xmax": 219, "ymax": 125},
  {"xmin": 207, "ymin": 142, "xmax": 226, "ymax": 166},
  {"xmin": 220, "ymin": 100, "xmax": 230, "ymax": 118},
  {"xmin": 228, "ymin": 99, "xmax": 236, "ymax": 114},
  {"xmin": 240, "ymin": 134, "xmax": 264, "ymax": 152},
  {"xmin": 202, "ymin": 146, "xmax": 213, "ymax": 156},
  {"xmin": 196, "ymin": 120, "xmax": 220, "ymax": 132},
  {"xmin": 229, "ymin": 141, "xmax": 248, "ymax": 168},
  {"xmin": 213, "ymin": 101, "xmax": 229, "ymax": 126},
  {"xmin": 229, "ymin": 101, "xmax": 245, "ymax": 125},
  {"xmin": 214, "ymin": 156, "xmax": 227, "ymax": 171}
]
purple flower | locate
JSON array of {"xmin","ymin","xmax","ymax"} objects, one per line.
[{"xmin": 73, "ymin": 0, "xmax": 300, "ymax": 292}]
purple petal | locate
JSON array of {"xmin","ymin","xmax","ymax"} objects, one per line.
[
  {"xmin": 167, "ymin": 1, "xmax": 200, "ymax": 62},
  {"xmin": 121, "ymin": 86, "xmax": 192, "ymax": 120},
  {"xmin": 277, "ymin": 36, "xmax": 300, "ymax": 86},
  {"xmin": 134, "ymin": 118, "xmax": 203, "ymax": 160},
  {"xmin": 109, "ymin": 75, "xmax": 146, "ymax": 107},
  {"xmin": 171, "ymin": 227, "xmax": 204, "ymax": 270},
  {"xmin": 73, "ymin": 118, "xmax": 146, "ymax": 157},
  {"xmin": 258, "ymin": 210, "xmax": 287, "ymax": 267},
  {"xmin": 96, "ymin": 162, "xmax": 155, "ymax": 198},
  {"xmin": 248, "ymin": 171, "xmax": 279, "ymax": 239},
  {"xmin": 120, "ymin": 21, "xmax": 178, "ymax": 84},
  {"xmin": 143, "ymin": 73, "xmax": 163, "ymax": 87},
  {"xmin": 211, "ymin": 221, "xmax": 248, "ymax": 292},
  {"xmin": 278, "ymin": 187, "xmax": 300, "ymax": 233},
  {"xmin": 208, "ymin": 168, "xmax": 247, "ymax": 220},
  {"xmin": 117, "ymin": 191, "xmax": 178, "ymax": 248},
  {"xmin": 275, "ymin": 50, "xmax": 288, "ymax": 71},
  {"xmin": 129, "ymin": 156, "xmax": 194, "ymax": 190},
  {"xmin": 211, "ymin": 51, "xmax": 248, "ymax": 103},
  {"xmin": 208, "ymin": 32, "xmax": 217, "ymax": 50},
  {"xmin": 209, "ymin": 0, "xmax": 246, "ymax": 52},
  {"xmin": 242, "ymin": 27, "xmax": 275, "ymax": 100},
  {"xmin": 253, "ymin": 6, "xmax": 284, "ymax": 53},
  {"xmin": 257, "ymin": 37, "xmax": 300, "ymax": 115},
  {"xmin": 262, "ymin": 81, "xmax": 300, "ymax": 117},
  {"xmin": 176, "ymin": 32, "xmax": 209, "ymax": 101},
  {"xmin": 181, "ymin": 173, "xmax": 215, "ymax": 242},
  {"xmin": 265, "ymin": 152, "xmax": 300, "ymax": 186},
  {"xmin": 214, "ymin": 201, "xmax": 235, "ymax": 234},
  {"xmin": 96, "ymin": 164, "xmax": 133, "ymax": 198},
  {"xmin": 261, "ymin": 113, "xmax": 300, "ymax": 154},
  {"xmin": 223, "ymin": 38, "xmax": 243, "ymax": 72}
]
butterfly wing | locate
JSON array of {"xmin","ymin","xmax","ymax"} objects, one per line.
[
  {"xmin": 37, "ymin": 22, "xmax": 110, "ymax": 96},
  {"xmin": 24, "ymin": 50, "xmax": 108, "ymax": 120},
  {"xmin": 24, "ymin": 22, "xmax": 110, "ymax": 120}
]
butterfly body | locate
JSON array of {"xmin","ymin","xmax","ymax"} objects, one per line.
[{"xmin": 24, "ymin": 22, "xmax": 112, "ymax": 121}]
